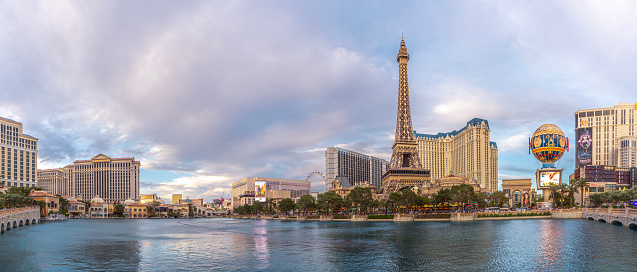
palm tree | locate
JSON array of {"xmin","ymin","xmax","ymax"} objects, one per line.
[
  {"xmin": 576, "ymin": 178, "xmax": 590, "ymax": 207},
  {"xmin": 566, "ymin": 179, "xmax": 579, "ymax": 207},
  {"xmin": 548, "ymin": 183, "xmax": 567, "ymax": 208}
]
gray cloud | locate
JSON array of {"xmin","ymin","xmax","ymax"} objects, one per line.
[{"xmin": 1, "ymin": 1, "xmax": 636, "ymax": 198}]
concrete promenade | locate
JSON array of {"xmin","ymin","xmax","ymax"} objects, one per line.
[{"xmin": 1, "ymin": 206, "xmax": 41, "ymax": 233}]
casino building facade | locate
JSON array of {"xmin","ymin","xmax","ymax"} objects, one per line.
[
  {"xmin": 0, "ymin": 116, "xmax": 38, "ymax": 188},
  {"xmin": 38, "ymin": 154, "xmax": 140, "ymax": 202},
  {"xmin": 574, "ymin": 102, "xmax": 637, "ymax": 169},
  {"xmin": 415, "ymin": 118, "xmax": 498, "ymax": 193}
]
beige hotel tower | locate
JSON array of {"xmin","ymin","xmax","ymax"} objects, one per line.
[
  {"xmin": 38, "ymin": 154, "xmax": 140, "ymax": 202},
  {"xmin": 1, "ymin": 116, "xmax": 38, "ymax": 188},
  {"xmin": 415, "ymin": 118, "xmax": 498, "ymax": 193}
]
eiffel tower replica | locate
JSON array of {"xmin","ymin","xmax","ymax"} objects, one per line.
[{"xmin": 380, "ymin": 38, "xmax": 430, "ymax": 196}]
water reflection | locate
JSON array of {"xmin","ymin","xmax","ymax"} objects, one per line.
[
  {"xmin": 535, "ymin": 219, "xmax": 564, "ymax": 270},
  {"xmin": 253, "ymin": 224, "xmax": 270, "ymax": 269},
  {"xmin": 2, "ymin": 218, "xmax": 637, "ymax": 271}
]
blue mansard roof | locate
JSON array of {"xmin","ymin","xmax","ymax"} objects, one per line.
[{"xmin": 414, "ymin": 118, "xmax": 497, "ymax": 149}]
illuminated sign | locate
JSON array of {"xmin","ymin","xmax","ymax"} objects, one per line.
[
  {"xmin": 576, "ymin": 128, "xmax": 592, "ymax": 168},
  {"xmin": 581, "ymin": 120, "xmax": 588, "ymax": 127},
  {"xmin": 254, "ymin": 181, "xmax": 266, "ymax": 202},
  {"xmin": 539, "ymin": 171, "xmax": 560, "ymax": 187}
]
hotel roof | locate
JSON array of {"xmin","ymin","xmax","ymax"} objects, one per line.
[
  {"xmin": 0, "ymin": 116, "xmax": 22, "ymax": 125},
  {"xmin": 414, "ymin": 118, "xmax": 497, "ymax": 149}
]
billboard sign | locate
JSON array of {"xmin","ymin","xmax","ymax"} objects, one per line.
[
  {"xmin": 576, "ymin": 128, "xmax": 593, "ymax": 168},
  {"xmin": 539, "ymin": 171, "xmax": 560, "ymax": 187},
  {"xmin": 254, "ymin": 181, "xmax": 266, "ymax": 202}
]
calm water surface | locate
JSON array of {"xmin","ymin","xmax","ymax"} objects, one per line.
[{"xmin": 1, "ymin": 218, "xmax": 636, "ymax": 271}]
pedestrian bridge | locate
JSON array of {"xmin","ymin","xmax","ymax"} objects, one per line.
[
  {"xmin": 1, "ymin": 206, "xmax": 41, "ymax": 233},
  {"xmin": 583, "ymin": 208, "xmax": 637, "ymax": 228}
]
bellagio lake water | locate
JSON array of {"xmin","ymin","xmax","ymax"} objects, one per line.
[{"xmin": 2, "ymin": 218, "xmax": 637, "ymax": 271}]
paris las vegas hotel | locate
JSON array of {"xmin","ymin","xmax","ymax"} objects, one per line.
[
  {"xmin": 415, "ymin": 118, "xmax": 499, "ymax": 193},
  {"xmin": 327, "ymin": 118, "xmax": 499, "ymax": 193}
]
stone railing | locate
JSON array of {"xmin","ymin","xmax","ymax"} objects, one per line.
[{"xmin": 0, "ymin": 206, "xmax": 39, "ymax": 217}]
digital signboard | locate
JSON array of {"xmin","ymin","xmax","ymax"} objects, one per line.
[
  {"xmin": 254, "ymin": 181, "xmax": 266, "ymax": 202},
  {"xmin": 576, "ymin": 128, "xmax": 592, "ymax": 168},
  {"xmin": 539, "ymin": 171, "xmax": 561, "ymax": 188}
]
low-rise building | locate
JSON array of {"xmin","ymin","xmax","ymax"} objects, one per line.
[
  {"xmin": 420, "ymin": 172, "xmax": 484, "ymax": 197},
  {"xmin": 158, "ymin": 204, "xmax": 174, "ymax": 218},
  {"xmin": 29, "ymin": 191, "xmax": 59, "ymax": 216},
  {"xmin": 88, "ymin": 196, "xmax": 109, "ymax": 218},
  {"xmin": 125, "ymin": 203, "xmax": 148, "ymax": 218},
  {"xmin": 66, "ymin": 198, "xmax": 85, "ymax": 218},
  {"xmin": 327, "ymin": 176, "xmax": 377, "ymax": 199},
  {"xmin": 176, "ymin": 204, "xmax": 190, "ymax": 217}
]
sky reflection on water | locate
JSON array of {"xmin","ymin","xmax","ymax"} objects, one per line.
[{"xmin": 1, "ymin": 218, "xmax": 637, "ymax": 271}]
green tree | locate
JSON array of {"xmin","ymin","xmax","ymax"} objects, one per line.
[
  {"xmin": 346, "ymin": 187, "xmax": 374, "ymax": 214},
  {"xmin": 296, "ymin": 195, "xmax": 316, "ymax": 215},
  {"xmin": 432, "ymin": 189, "xmax": 452, "ymax": 211},
  {"xmin": 566, "ymin": 179, "xmax": 579, "ymax": 207},
  {"xmin": 450, "ymin": 184, "xmax": 475, "ymax": 212},
  {"xmin": 57, "ymin": 195, "xmax": 70, "ymax": 215},
  {"xmin": 399, "ymin": 189, "xmax": 420, "ymax": 212},
  {"xmin": 388, "ymin": 192, "xmax": 402, "ymax": 213},
  {"xmin": 589, "ymin": 193, "xmax": 604, "ymax": 207},
  {"xmin": 114, "ymin": 203, "xmax": 125, "ymax": 217},
  {"xmin": 188, "ymin": 203, "xmax": 194, "ymax": 217},
  {"xmin": 7, "ymin": 186, "xmax": 34, "ymax": 197},
  {"xmin": 316, "ymin": 191, "xmax": 343, "ymax": 214},
  {"xmin": 378, "ymin": 198, "xmax": 390, "ymax": 214},
  {"xmin": 35, "ymin": 200, "xmax": 47, "ymax": 211},
  {"xmin": 147, "ymin": 201, "xmax": 161, "ymax": 217},
  {"xmin": 488, "ymin": 191, "xmax": 508, "ymax": 208},
  {"xmin": 472, "ymin": 192, "xmax": 488, "ymax": 210},
  {"xmin": 278, "ymin": 198, "xmax": 296, "ymax": 215},
  {"xmin": 264, "ymin": 199, "xmax": 277, "ymax": 214},
  {"xmin": 575, "ymin": 178, "xmax": 589, "ymax": 207},
  {"xmin": 81, "ymin": 200, "xmax": 92, "ymax": 215}
]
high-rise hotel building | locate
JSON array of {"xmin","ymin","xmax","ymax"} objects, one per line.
[
  {"xmin": 325, "ymin": 147, "xmax": 389, "ymax": 190},
  {"xmin": 1, "ymin": 116, "xmax": 38, "ymax": 188},
  {"xmin": 38, "ymin": 154, "xmax": 140, "ymax": 202},
  {"xmin": 414, "ymin": 118, "xmax": 498, "ymax": 193},
  {"xmin": 37, "ymin": 166, "xmax": 72, "ymax": 196},
  {"xmin": 574, "ymin": 102, "xmax": 637, "ymax": 169}
]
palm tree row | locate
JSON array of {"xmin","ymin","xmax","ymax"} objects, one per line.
[{"xmin": 548, "ymin": 178, "xmax": 590, "ymax": 207}]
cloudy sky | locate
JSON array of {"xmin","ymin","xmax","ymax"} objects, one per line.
[{"xmin": 2, "ymin": 1, "xmax": 636, "ymax": 202}]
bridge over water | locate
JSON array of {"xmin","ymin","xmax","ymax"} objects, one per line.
[
  {"xmin": 0, "ymin": 206, "xmax": 40, "ymax": 233},
  {"xmin": 583, "ymin": 208, "xmax": 637, "ymax": 228}
]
